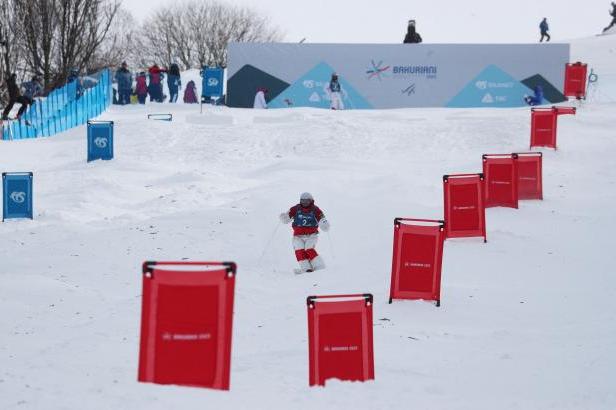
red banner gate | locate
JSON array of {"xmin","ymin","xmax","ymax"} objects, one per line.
[
  {"xmin": 443, "ymin": 173, "xmax": 487, "ymax": 242},
  {"xmin": 564, "ymin": 62, "xmax": 588, "ymax": 100},
  {"xmin": 530, "ymin": 106, "xmax": 576, "ymax": 150},
  {"xmin": 482, "ymin": 154, "xmax": 519, "ymax": 209},
  {"xmin": 515, "ymin": 152, "xmax": 543, "ymax": 200},
  {"xmin": 138, "ymin": 261, "xmax": 236, "ymax": 390},
  {"xmin": 389, "ymin": 218, "xmax": 445, "ymax": 306},
  {"xmin": 307, "ymin": 294, "xmax": 374, "ymax": 387}
]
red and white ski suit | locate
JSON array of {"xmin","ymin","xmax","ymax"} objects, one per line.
[{"xmin": 280, "ymin": 204, "xmax": 329, "ymax": 271}]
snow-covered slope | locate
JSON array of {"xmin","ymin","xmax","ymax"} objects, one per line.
[{"xmin": 1, "ymin": 36, "xmax": 616, "ymax": 409}]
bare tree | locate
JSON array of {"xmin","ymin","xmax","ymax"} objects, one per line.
[
  {"xmin": 13, "ymin": 0, "xmax": 120, "ymax": 90},
  {"xmin": 91, "ymin": 7, "xmax": 138, "ymax": 71},
  {"xmin": 0, "ymin": 0, "xmax": 24, "ymax": 105},
  {"xmin": 138, "ymin": 0, "xmax": 283, "ymax": 70}
]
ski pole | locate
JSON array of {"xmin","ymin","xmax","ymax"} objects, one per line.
[
  {"xmin": 326, "ymin": 231, "xmax": 336, "ymax": 261},
  {"xmin": 257, "ymin": 223, "xmax": 281, "ymax": 266}
]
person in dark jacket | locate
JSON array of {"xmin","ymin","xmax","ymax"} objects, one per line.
[
  {"xmin": 403, "ymin": 20, "xmax": 423, "ymax": 44},
  {"xmin": 115, "ymin": 62, "xmax": 133, "ymax": 105},
  {"xmin": 540, "ymin": 18, "xmax": 551, "ymax": 42},
  {"xmin": 2, "ymin": 73, "xmax": 34, "ymax": 120},
  {"xmin": 67, "ymin": 67, "xmax": 83, "ymax": 99},
  {"xmin": 167, "ymin": 61, "xmax": 181, "ymax": 103},
  {"xmin": 603, "ymin": 2, "xmax": 616, "ymax": 33}
]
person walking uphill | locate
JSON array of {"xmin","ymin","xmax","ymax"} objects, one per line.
[
  {"xmin": 167, "ymin": 61, "xmax": 181, "ymax": 103},
  {"xmin": 280, "ymin": 193, "xmax": 330, "ymax": 274},
  {"xmin": 2, "ymin": 73, "xmax": 34, "ymax": 120},
  {"xmin": 540, "ymin": 18, "xmax": 551, "ymax": 42},
  {"xmin": 603, "ymin": 2, "xmax": 616, "ymax": 33},
  {"xmin": 115, "ymin": 62, "xmax": 133, "ymax": 105}
]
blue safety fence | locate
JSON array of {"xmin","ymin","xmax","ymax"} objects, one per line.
[{"xmin": 1, "ymin": 69, "xmax": 112, "ymax": 141}]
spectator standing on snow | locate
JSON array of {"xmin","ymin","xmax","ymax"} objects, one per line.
[
  {"xmin": 148, "ymin": 63, "xmax": 166, "ymax": 102},
  {"xmin": 183, "ymin": 80, "xmax": 198, "ymax": 103},
  {"xmin": 540, "ymin": 18, "xmax": 551, "ymax": 42},
  {"xmin": 403, "ymin": 20, "xmax": 422, "ymax": 44},
  {"xmin": 67, "ymin": 67, "xmax": 83, "ymax": 99},
  {"xmin": 279, "ymin": 192, "xmax": 330, "ymax": 274},
  {"xmin": 135, "ymin": 71, "xmax": 148, "ymax": 104},
  {"xmin": 115, "ymin": 61, "xmax": 133, "ymax": 105},
  {"xmin": 253, "ymin": 87, "xmax": 268, "ymax": 109},
  {"xmin": 167, "ymin": 61, "xmax": 181, "ymax": 103},
  {"xmin": 603, "ymin": 2, "xmax": 616, "ymax": 33},
  {"xmin": 2, "ymin": 73, "xmax": 33, "ymax": 120},
  {"xmin": 326, "ymin": 73, "xmax": 345, "ymax": 110}
]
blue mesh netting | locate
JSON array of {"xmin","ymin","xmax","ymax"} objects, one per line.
[{"xmin": 2, "ymin": 69, "xmax": 112, "ymax": 140}]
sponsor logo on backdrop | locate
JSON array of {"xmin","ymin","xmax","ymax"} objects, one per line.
[
  {"xmin": 10, "ymin": 191, "xmax": 26, "ymax": 203},
  {"xmin": 366, "ymin": 60, "xmax": 390, "ymax": 80},
  {"xmin": 367, "ymin": 60, "xmax": 437, "ymax": 80},
  {"xmin": 476, "ymin": 78, "xmax": 515, "ymax": 103},
  {"xmin": 402, "ymin": 83, "xmax": 416, "ymax": 96},
  {"xmin": 207, "ymin": 78, "xmax": 219, "ymax": 87}
]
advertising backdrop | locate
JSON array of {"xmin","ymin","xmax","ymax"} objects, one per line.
[{"xmin": 227, "ymin": 43, "xmax": 570, "ymax": 109}]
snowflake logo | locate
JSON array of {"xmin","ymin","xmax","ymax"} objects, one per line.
[{"xmin": 366, "ymin": 60, "xmax": 390, "ymax": 80}]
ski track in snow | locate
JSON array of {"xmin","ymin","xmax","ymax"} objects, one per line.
[{"xmin": 1, "ymin": 37, "xmax": 616, "ymax": 409}]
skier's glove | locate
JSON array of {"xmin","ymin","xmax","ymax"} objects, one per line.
[
  {"xmin": 279, "ymin": 212, "xmax": 291, "ymax": 224},
  {"xmin": 319, "ymin": 218, "xmax": 330, "ymax": 232}
]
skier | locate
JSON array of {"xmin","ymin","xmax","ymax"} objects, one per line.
[
  {"xmin": 114, "ymin": 61, "xmax": 133, "ymax": 105},
  {"xmin": 279, "ymin": 192, "xmax": 330, "ymax": 273},
  {"xmin": 2, "ymin": 73, "xmax": 33, "ymax": 120},
  {"xmin": 326, "ymin": 73, "xmax": 344, "ymax": 110},
  {"xmin": 603, "ymin": 2, "xmax": 616, "ymax": 33},
  {"xmin": 403, "ymin": 20, "xmax": 423, "ymax": 44},
  {"xmin": 253, "ymin": 87, "xmax": 268, "ymax": 109},
  {"xmin": 540, "ymin": 18, "xmax": 551, "ymax": 42},
  {"xmin": 135, "ymin": 71, "xmax": 148, "ymax": 104},
  {"xmin": 524, "ymin": 85, "xmax": 545, "ymax": 106},
  {"xmin": 167, "ymin": 60, "xmax": 181, "ymax": 103}
]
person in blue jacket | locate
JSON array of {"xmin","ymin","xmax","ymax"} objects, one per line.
[
  {"xmin": 540, "ymin": 18, "xmax": 551, "ymax": 42},
  {"xmin": 524, "ymin": 85, "xmax": 545, "ymax": 106},
  {"xmin": 114, "ymin": 61, "xmax": 133, "ymax": 105}
]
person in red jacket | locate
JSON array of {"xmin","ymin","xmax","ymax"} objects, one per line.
[{"xmin": 280, "ymin": 192, "xmax": 330, "ymax": 273}]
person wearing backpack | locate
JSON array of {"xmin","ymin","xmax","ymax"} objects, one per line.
[{"xmin": 135, "ymin": 71, "xmax": 148, "ymax": 104}]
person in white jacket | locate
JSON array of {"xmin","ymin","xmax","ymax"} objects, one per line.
[
  {"xmin": 253, "ymin": 87, "xmax": 268, "ymax": 109},
  {"xmin": 325, "ymin": 73, "xmax": 345, "ymax": 110}
]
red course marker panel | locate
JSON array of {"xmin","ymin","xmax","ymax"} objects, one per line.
[
  {"xmin": 443, "ymin": 173, "xmax": 487, "ymax": 242},
  {"xmin": 307, "ymin": 294, "xmax": 374, "ymax": 387},
  {"xmin": 530, "ymin": 106, "xmax": 576, "ymax": 150},
  {"xmin": 138, "ymin": 261, "xmax": 236, "ymax": 390},
  {"xmin": 482, "ymin": 154, "xmax": 519, "ymax": 209},
  {"xmin": 389, "ymin": 218, "xmax": 445, "ymax": 306},
  {"xmin": 564, "ymin": 62, "xmax": 588, "ymax": 100},
  {"xmin": 515, "ymin": 152, "xmax": 543, "ymax": 200}
]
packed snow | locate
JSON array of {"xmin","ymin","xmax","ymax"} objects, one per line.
[{"xmin": 1, "ymin": 35, "xmax": 615, "ymax": 409}]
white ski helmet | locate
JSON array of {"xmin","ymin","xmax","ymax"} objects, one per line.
[{"xmin": 300, "ymin": 192, "xmax": 314, "ymax": 206}]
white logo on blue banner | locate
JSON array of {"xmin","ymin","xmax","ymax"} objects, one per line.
[
  {"xmin": 10, "ymin": 191, "xmax": 26, "ymax": 203},
  {"xmin": 207, "ymin": 78, "xmax": 219, "ymax": 87},
  {"xmin": 94, "ymin": 136, "xmax": 108, "ymax": 148}
]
